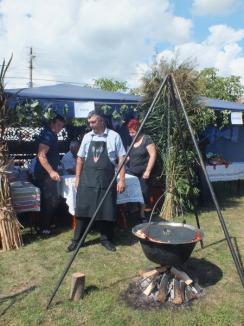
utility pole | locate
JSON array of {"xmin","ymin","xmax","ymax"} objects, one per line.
[{"xmin": 28, "ymin": 47, "xmax": 35, "ymax": 87}]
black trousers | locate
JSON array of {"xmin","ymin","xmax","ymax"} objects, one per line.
[
  {"xmin": 35, "ymin": 176, "xmax": 60, "ymax": 230},
  {"xmin": 73, "ymin": 217, "xmax": 114, "ymax": 243}
]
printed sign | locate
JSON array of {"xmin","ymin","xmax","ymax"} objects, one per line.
[
  {"xmin": 231, "ymin": 112, "xmax": 243, "ymax": 125},
  {"xmin": 74, "ymin": 101, "xmax": 95, "ymax": 118}
]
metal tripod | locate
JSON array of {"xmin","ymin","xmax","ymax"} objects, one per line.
[{"xmin": 47, "ymin": 74, "xmax": 243, "ymax": 309}]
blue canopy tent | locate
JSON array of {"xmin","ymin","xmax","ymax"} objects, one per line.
[
  {"xmin": 5, "ymin": 83, "xmax": 141, "ymax": 119},
  {"xmin": 5, "ymin": 83, "xmax": 142, "ymax": 149},
  {"xmin": 198, "ymin": 96, "xmax": 244, "ymax": 112},
  {"xmin": 198, "ymin": 96, "xmax": 244, "ymax": 162}
]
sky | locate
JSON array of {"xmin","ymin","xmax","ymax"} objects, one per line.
[{"xmin": 0, "ymin": 0, "xmax": 244, "ymax": 89}]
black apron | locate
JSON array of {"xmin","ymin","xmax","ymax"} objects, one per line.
[{"xmin": 75, "ymin": 137, "xmax": 117, "ymax": 222}]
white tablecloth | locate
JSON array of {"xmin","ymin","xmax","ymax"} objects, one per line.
[
  {"xmin": 58, "ymin": 174, "xmax": 144, "ymax": 215},
  {"xmin": 206, "ymin": 162, "xmax": 244, "ymax": 182}
]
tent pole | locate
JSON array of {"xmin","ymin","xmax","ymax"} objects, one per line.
[
  {"xmin": 46, "ymin": 75, "xmax": 169, "ymax": 309},
  {"xmin": 170, "ymin": 74, "xmax": 244, "ymax": 287}
]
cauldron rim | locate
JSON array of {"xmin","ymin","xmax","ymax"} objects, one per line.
[{"xmin": 132, "ymin": 221, "xmax": 204, "ymax": 245}]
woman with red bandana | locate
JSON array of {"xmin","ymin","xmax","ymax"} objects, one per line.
[{"xmin": 127, "ymin": 119, "xmax": 157, "ymax": 222}]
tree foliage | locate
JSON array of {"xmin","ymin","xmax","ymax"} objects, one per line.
[
  {"xmin": 93, "ymin": 78, "xmax": 128, "ymax": 92},
  {"xmin": 199, "ymin": 67, "xmax": 244, "ymax": 101}
]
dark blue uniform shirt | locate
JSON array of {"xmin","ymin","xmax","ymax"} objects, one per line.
[{"xmin": 34, "ymin": 128, "xmax": 59, "ymax": 179}]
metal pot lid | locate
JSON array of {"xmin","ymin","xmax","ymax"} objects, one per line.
[{"xmin": 132, "ymin": 221, "xmax": 204, "ymax": 244}]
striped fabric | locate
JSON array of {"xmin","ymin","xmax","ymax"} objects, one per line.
[{"xmin": 10, "ymin": 181, "xmax": 40, "ymax": 213}]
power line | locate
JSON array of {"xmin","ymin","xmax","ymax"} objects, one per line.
[{"xmin": 5, "ymin": 76, "xmax": 90, "ymax": 86}]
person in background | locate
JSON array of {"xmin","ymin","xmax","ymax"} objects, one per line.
[
  {"xmin": 67, "ymin": 110, "xmax": 126, "ymax": 252},
  {"xmin": 27, "ymin": 156, "xmax": 37, "ymax": 181},
  {"xmin": 127, "ymin": 119, "xmax": 157, "ymax": 222},
  {"xmin": 34, "ymin": 114, "xmax": 65, "ymax": 235},
  {"xmin": 61, "ymin": 140, "xmax": 80, "ymax": 174}
]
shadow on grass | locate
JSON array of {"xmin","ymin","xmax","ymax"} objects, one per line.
[
  {"xmin": 49, "ymin": 285, "xmax": 100, "ymax": 308},
  {"xmin": 115, "ymin": 228, "xmax": 138, "ymax": 246},
  {"xmin": 199, "ymin": 180, "xmax": 244, "ymax": 211},
  {"xmin": 184, "ymin": 258, "xmax": 223, "ymax": 287},
  {"xmin": 0, "ymin": 286, "xmax": 37, "ymax": 317},
  {"xmin": 233, "ymin": 237, "xmax": 244, "ymax": 272},
  {"xmin": 21, "ymin": 225, "xmax": 72, "ymax": 246},
  {"xmin": 195, "ymin": 236, "xmax": 243, "ymax": 272}
]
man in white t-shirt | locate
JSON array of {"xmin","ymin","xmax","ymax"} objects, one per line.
[
  {"xmin": 66, "ymin": 111, "xmax": 126, "ymax": 252},
  {"xmin": 61, "ymin": 141, "xmax": 80, "ymax": 174}
]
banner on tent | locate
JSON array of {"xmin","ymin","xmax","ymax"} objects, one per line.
[
  {"xmin": 74, "ymin": 101, "xmax": 95, "ymax": 118},
  {"xmin": 231, "ymin": 112, "xmax": 243, "ymax": 125}
]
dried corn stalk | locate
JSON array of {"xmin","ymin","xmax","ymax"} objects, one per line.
[{"xmin": 0, "ymin": 56, "xmax": 23, "ymax": 251}]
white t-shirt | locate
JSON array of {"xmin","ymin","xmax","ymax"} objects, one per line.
[{"xmin": 77, "ymin": 128, "xmax": 126, "ymax": 164}]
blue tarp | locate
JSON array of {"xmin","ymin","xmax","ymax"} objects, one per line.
[
  {"xmin": 198, "ymin": 96, "xmax": 244, "ymax": 112},
  {"xmin": 6, "ymin": 83, "xmax": 244, "ymax": 114},
  {"xmin": 5, "ymin": 83, "xmax": 140, "ymax": 102}
]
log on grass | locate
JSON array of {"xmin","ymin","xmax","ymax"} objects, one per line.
[{"xmin": 69, "ymin": 273, "xmax": 85, "ymax": 301}]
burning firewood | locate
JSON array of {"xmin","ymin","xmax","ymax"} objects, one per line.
[
  {"xmin": 143, "ymin": 279, "xmax": 156, "ymax": 296},
  {"xmin": 137, "ymin": 264, "xmax": 203, "ymax": 305},
  {"xmin": 156, "ymin": 272, "xmax": 170, "ymax": 303},
  {"xmin": 139, "ymin": 266, "xmax": 169, "ymax": 278},
  {"xmin": 185, "ymin": 284, "xmax": 198, "ymax": 301},
  {"xmin": 170, "ymin": 279, "xmax": 184, "ymax": 305},
  {"xmin": 170, "ymin": 267, "xmax": 193, "ymax": 285}
]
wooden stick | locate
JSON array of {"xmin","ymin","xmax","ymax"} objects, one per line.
[
  {"xmin": 139, "ymin": 266, "xmax": 169, "ymax": 278},
  {"xmin": 69, "ymin": 273, "xmax": 85, "ymax": 302},
  {"xmin": 156, "ymin": 272, "xmax": 170, "ymax": 303},
  {"xmin": 170, "ymin": 267, "xmax": 193, "ymax": 285},
  {"xmin": 143, "ymin": 280, "xmax": 155, "ymax": 296},
  {"xmin": 171, "ymin": 279, "xmax": 183, "ymax": 305}
]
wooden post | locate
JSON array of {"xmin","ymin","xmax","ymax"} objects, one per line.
[{"xmin": 69, "ymin": 272, "xmax": 85, "ymax": 301}]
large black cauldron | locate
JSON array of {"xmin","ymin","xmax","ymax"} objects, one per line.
[{"xmin": 132, "ymin": 222, "xmax": 204, "ymax": 266}]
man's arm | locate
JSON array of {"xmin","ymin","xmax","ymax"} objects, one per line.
[
  {"xmin": 37, "ymin": 143, "xmax": 60, "ymax": 181},
  {"xmin": 117, "ymin": 156, "xmax": 126, "ymax": 193},
  {"xmin": 75, "ymin": 157, "xmax": 85, "ymax": 189}
]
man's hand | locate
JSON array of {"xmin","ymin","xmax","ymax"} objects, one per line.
[
  {"xmin": 117, "ymin": 180, "xmax": 125, "ymax": 193},
  {"xmin": 50, "ymin": 171, "xmax": 60, "ymax": 181}
]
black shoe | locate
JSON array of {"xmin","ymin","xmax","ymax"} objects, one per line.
[
  {"xmin": 66, "ymin": 241, "xmax": 78, "ymax": 252},
  {"xmin": 101, "ymin": 240, "xmax": 116, "ymax": 252}
]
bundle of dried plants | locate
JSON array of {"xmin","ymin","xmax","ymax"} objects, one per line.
[{"xmin": 0, "ymin": 56, "xmax": 23, "ymax": 251}]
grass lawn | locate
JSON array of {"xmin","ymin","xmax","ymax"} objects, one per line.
[{"xmin": 0, "ymin": 187, "xmax": 244, "ymax": 326}]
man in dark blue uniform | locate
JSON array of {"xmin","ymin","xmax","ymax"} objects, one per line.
[{"xmin": 34, "ymin": 114, "xmax": 65, "ymax": 235}]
